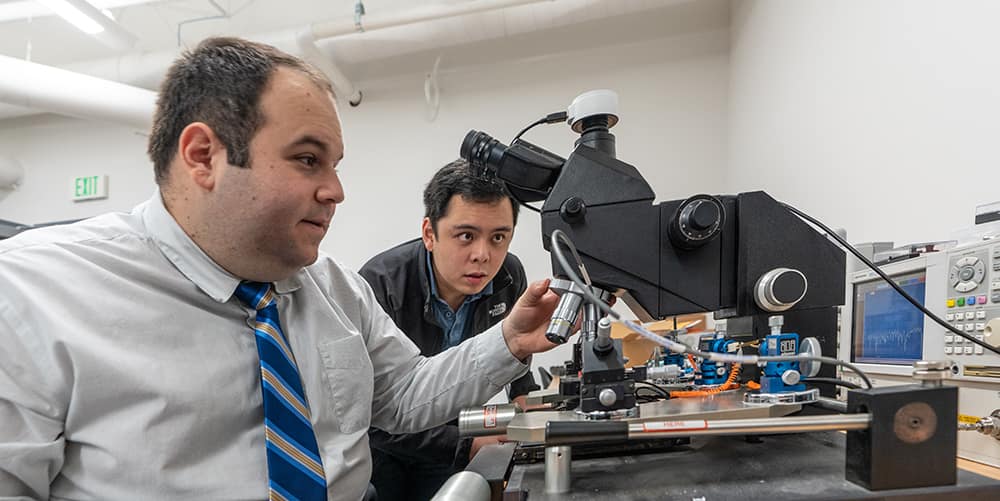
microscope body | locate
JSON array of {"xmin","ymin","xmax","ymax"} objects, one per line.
[{"xmin": 461, "ymin": 90, "xmax": 845, "ymax": 417}]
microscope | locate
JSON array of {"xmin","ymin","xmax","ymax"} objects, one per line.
[
  {"xmin": 440, "ymin": 91, "xmax": 985, "ymax": 500},
  {"xmin": 460, "ymin": 90, "xmax": 846, "ymax": 418}
]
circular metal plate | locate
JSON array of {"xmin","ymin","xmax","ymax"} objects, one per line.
[
  {"xmin": 893, "ymin": 401, "xmax": 937, "ymax": 444},
  {"xmin": 743, "ymin": 388, "xmax": 819, "ymax": 405},
  {"xmin": 578, "ymin": 407, "xmax": 638, "ymax": 421}
]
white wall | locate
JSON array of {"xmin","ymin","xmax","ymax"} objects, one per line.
[
  {"xmin": 728, "ymin": 0, "xmax": 1000, "ymax": 247},
  {"xmin": 0, "ymin": 118, "xmax": 152, "ymax": 223},
  {"xmin": 0, "ymin": 30, "xmax": 729, "ymax": 375}
]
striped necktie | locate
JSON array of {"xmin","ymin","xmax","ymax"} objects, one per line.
[{"xmin": 235, "ymin": 281, "xmax": 327, "ymax": 501}]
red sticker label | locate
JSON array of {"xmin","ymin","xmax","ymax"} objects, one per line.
[
  {"xmin": 483, "ymin": 405, "xmax": 498, "ymax": 428},
  {"xmin": 642, "ymin": 420, "xmax": 708, "ymax": 432}
]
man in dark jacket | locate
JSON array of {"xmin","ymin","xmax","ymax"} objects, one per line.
[{"xmin": 359, "ymin": 159, "xmax": 539, "ymax": 501}]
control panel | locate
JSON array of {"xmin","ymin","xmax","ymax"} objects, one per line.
[{"xmin": 944, "ymin": 246, "xmax": 1000, "ymax": 367}]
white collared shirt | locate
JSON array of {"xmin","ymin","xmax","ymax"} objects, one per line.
[{"xmin": 0, "ymin": 192, "xmax": 527, "ymax": 500}]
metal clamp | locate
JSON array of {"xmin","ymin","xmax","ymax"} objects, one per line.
[{"xmin": 912, "ymin": 360, "xmax": 953, "ymax": 387}]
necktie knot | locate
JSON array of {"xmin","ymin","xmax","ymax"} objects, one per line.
[{"xmin": 234, "ymin": 281, "xmax": 274, "ymax": 311}]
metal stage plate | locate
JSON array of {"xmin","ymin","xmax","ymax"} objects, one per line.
[
  {"xmin": 508, "ymin": 389, "xmax": 802, "ymax": 443},
  {"xmin": 504, "ymin": 431, "xmax": 1000, "ymax": 500}
]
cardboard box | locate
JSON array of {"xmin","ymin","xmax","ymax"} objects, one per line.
[{"xmin": 611, "ymin": 314, "xmax": 710, "ymax": 367}]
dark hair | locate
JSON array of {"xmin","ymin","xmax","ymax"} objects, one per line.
[
  {"xmin": 148, "ymin": 37, "xmax": 334, "ymax": 186},
  {"xmin": 423, "ymin": 159, "xmax": 519, "ymax": 234}
]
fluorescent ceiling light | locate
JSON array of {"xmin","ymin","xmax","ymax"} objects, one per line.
[
  {"xmin": 36, "ymin": 0, "xmax": 104, "ymax": 34},
  {"xmin": 0, "ymin": 0, "xmax": 156, "ymax": 23},
  {"xmin": 31, "ymin": 0, "xmax": 138, "ymax": 49}
]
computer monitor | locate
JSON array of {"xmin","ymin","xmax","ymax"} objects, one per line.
[{"xmin": 851, "ymin": 269, "xmax": 926, "ymax": 365}]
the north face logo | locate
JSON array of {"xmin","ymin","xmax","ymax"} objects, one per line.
[{"xmin": 489, "ymin": 302, "xmax": 507, "ymax": 317}]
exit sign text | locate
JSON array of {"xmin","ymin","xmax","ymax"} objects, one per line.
[{"xmin": 72, "ymin": 175, "xmax": 108, "ymax": 202}]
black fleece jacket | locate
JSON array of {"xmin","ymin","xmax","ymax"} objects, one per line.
[{"xmin": 359, "ymin": 238, "xmax": 539, "ymax": 467}]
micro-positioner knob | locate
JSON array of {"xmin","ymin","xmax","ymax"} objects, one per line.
[
  {"xmin": 755, "ymin": 268, "xmax": 808, "ymax": 312},
  {"xmin": 781, "ymin": 370, "xmax": 802, "ymax": 386},
  {"xmin": 598, "ymin": 388, "xmax": 618, "ymax": 407},
  {"xmin": 668, "ymin": 194, "xmax": 725, "ymax": 250}
]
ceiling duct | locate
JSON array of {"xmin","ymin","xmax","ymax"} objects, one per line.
[{"xmin": 0, "ymin": 0, "xmax": 550, "ymax": 124}]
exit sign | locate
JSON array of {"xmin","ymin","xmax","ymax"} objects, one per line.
[{"xmin": 72, "ymin": 175, "xmax": 108, "ymax": 202}]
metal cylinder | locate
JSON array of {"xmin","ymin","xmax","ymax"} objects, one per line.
[
  {"xmin": 430, "ymin": 471, "xmax": 491, "ymax": 501},
  {"xmin": 630, "ymin": 413, "xmax": 871, "ymax": 439},
  {"xmin": 545, "ymin": 289, "xmax": 583, "ymax": 344},
  {"xmin": 647, "ymin": 364, "xmax": 681, "ymax": 380},
  {"xmin": 593, "ymin": 317, "xmax": 613, "ymax": 353},
  {"xmin": 458, "ymin": 403, "xmax": 522, "ymax": 437},
  {"xmin": 913, "ymin": 360, "xmax": 952, "ymax": 388},
  {"xmin": 814, "ymin": 396, "xmax": 848, "ymax": 413},
  {"xmin": 544, "ymin": 445, "xmax": 572, "ymax": 493}
]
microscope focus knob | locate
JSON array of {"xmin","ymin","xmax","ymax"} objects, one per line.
[
  {"xmin": 689, "ymin": 202, "xmax": 719, "ymax": 232},
  {"xmin": 755, "ymin": 268, "xmax": 808, "ymax": 312},
  {"xmin": 668, "ymin": 194, "xmax": 725, "ymax": 250}
]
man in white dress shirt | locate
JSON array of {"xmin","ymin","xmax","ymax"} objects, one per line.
[{"xmin": 0, "ymin": 37, "xmax": 560, "ymax": 501}]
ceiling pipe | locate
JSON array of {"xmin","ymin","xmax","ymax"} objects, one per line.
[
  {"xmin": 0, "ymin": 53, "xmax": 155, "ymax": 130},
  {"xmin": 295, "ymin": 29, "xmax": 364, "ymax": 107},
  {"xmin": 288, "ymin": 0, "xmax": 550, "ymax": 107},
  {"xmin": 0, "ymin": 0, "xmax": 552, "ymax": 123}
]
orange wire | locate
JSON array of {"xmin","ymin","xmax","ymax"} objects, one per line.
[
  {"xmin": 670, "ymin": 363, "xmax": 742, "ymax": 398},
  {"xmin": 687, "ymin": 354, "xmax": 699, "ymax": 373}
]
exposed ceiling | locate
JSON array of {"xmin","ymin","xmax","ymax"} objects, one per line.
[
  {"xmin": 1, "ymin": 0, "xmax": 727, "ymax": 69},
  {"xmin": 0, "ymin": 0, "xmax": 729, "ymax": 122}
]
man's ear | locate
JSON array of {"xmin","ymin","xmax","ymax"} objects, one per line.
[
  {"xmin": 177, "ymin": 122, "xmax": 225, "ymax": 191},
  {"xmin": 421, "ymin": 217, "xmax": 436, "ymax": 252}
]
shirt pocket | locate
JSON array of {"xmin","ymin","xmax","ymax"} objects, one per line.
[{"xmin": 317, "ymin": 334, "xmax": 374, "ymax": 434}]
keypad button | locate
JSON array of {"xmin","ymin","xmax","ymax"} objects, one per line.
[
  {"xmin": 965, "ymin": 346, "xmax": 975, "ymax": 355},
  {"xmin": 977, "ymin": 323, "xmax": 985, "ymax": 331},
  {"xmin": 966, "ymin": 311, "xmax": 976, "ymax": 320},
  {"xmin": 966, "ymin": 323, "xmax": 976, "ymax": 331},
  {"xmin": 976, "ymin": 345, "xmax": 984, "ymax": 355},
  {"xmin": 977, "ymin": 311, "xmax": 987, "ymax": 319},
  {"xmin": 945, "ymin": 346, "xmax": 954, "ymax": 354},
  {"xmin": 947, "ymin": 313, "xmax": 955, "ymax": 320}
]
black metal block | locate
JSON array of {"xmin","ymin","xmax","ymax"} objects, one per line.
[
  {"xmin": 466, "ymin": 442, "xmax": 517, "ymax": 501},
  {"xmin": 845, "ymin": 384, "xmax": 957, "ymax": 490}
]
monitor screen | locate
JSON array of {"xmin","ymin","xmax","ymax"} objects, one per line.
[{"xmin": 851, "ymin": 270, "xmax": 926, "ymax": 365}]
